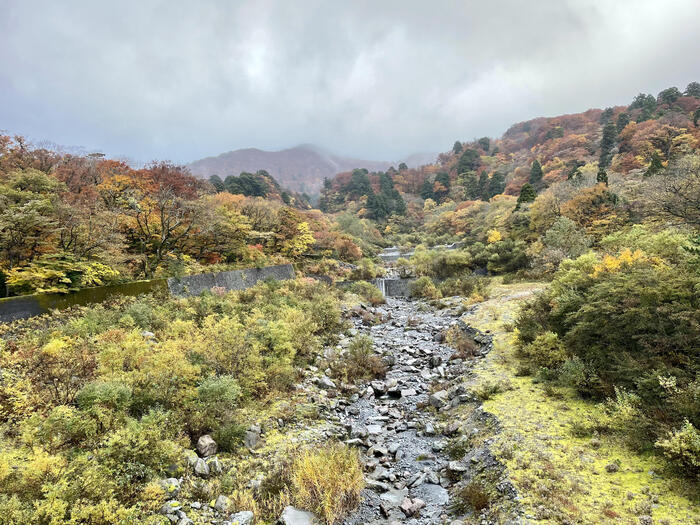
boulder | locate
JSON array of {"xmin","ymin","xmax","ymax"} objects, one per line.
[
  {"xmin": 229, "ymin": 511, "xmax": 254, "ymax": 525},
  {"xmin": 429, "ymin": 390, "xmax": 448, "ymax": 408},
  {"xmin": 159, "ymin": 478, "xmax": 181, "ymax": 496},
  {"xmin": 316, "ymin": 375, "xmax": 336, "ymax": 390},
  {"xmin": 244, "ymin": 425, "xmax": 261, "ymax": 449},
  {"xmin": 194, "ymin": 458, "xmax": 210, "ymax": 477},
  {"xmin": 399, "ymin": 497, "xmax": 426, "ymax": 517},
  {"xmin": 197, "ymin": 435, "xmax": 217, "ymax": 457},
  {"xmin": 278, "ymin": 506, "xmax": 317, "ymax": 525},
  {"xmin": 214, "ymin": 495, "xmax": 230, "ymax": 513}
]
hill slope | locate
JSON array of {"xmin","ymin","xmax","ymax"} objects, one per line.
[{"xmin": 187, "ymin": 145, "xmax": 435, "ymax": 195}]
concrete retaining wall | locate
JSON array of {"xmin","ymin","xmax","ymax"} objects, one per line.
[{"xmin": 167, "ymin": 264, "xmax": 295, "ymax": 297}]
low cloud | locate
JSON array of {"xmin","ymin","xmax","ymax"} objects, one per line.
[{"xmin": 1, "ymin": 0, "xmax": 698, "ymax": 163}]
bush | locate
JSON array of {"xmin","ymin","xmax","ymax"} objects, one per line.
[
  {"xmin": 519, "ymin": 331, "xmax": 568, "ymax": 369},
  {"xmin": 348, "ymin": 280, "xmax": 385, "ymax": 305},
  {"xmin": 290, "ymin": 444, "xmax": 364, "ymax": 524},
  {"xmin": 438, "ymin": 274, "xmax": 489, "ymax": 299},
  {"xmin": 655, "ymin": 420, "xmax": 700, "ymax": 479},
  {"xmin": 328, "ymin": 335, "xmax": 386, "ymax": 383},
  {"xmin": 445, "ymin": 325, "xmax": 479, "ymax": 358},
  {"xmin": 410, "ymin": 276, "xmax": 442, "ymax": 300}
]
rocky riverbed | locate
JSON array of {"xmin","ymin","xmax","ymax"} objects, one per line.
[{"xmin": 323, "ymin": 297, "xmax": 520, "ymax": 525}]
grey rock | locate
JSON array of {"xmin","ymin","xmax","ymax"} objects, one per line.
[
  {"xmin": 160, "ymin": 500, "xmax": 182, "ymax": 514},
  {"xmin": 214, "ymin": 495, "xmax": 230, "ymax": 513},
  {"xmin": 244, "ymin": 425, "xmax": 261, "ymax": 449},
  {"xmin": 400, "ymin": 497, "xmax": 426, "ymax": 517},
  {"xmin": 316, "ymin": 375, "xmax": 336, "ymax": 389},
  {"xmin": 194, "ymin": 458, "xmax": 210, "ymax": 477},
  {"xmin": 229, "ymin": 511, "xmax": 254, "ymax": 525},
  {"xmin": 278, "ymin": 506, "xmax": 317, "ymax": 525},
  {"xmin": 160, "ymin": 478, "xmax": 181, "ymax": 496},
  {"xmin": 208, "ymin": 456, "xmax": 223, "ymax": 475},
  {"xmin": 184, "ymin": 450, "xmax": 198, "ymax": 468},
  {"xmin": 380, "ymin": 488, "xmax": 409, "ymax": 507},
  {"xmin": 197, "ymin": 435, "xmax": 217, "ymax": 457},
  {"xmin": 429, "ymin": 390, "xmax": 448, "ymax": 408}
]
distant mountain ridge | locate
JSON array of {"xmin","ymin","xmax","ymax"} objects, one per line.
[{"xmin": 187, "ymin": 144, "xmax": 436, "ymax": 195}]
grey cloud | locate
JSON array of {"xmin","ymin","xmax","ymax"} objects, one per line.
[{"xmin": 1, "ymin": 0, "xmax": 699, "ymax": 163}]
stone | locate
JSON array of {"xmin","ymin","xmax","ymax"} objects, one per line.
[
  {"xmin": 400, "ymin": 388, "xmax": 417, "ymax": 397},
  {"xmin": 399, "ymin": 497, "xmax": 426, "ymax": 517},
  {"xmin": 177, "ymin": 518, "xmax": 193, "ymax": 525},
  {"xmin": 161, "ymin": 500, "xmax": 182, "ymax": 515},
  {"xmin": 197, "ymin": 435, "xmax": 217, "ymax": 457},
  {"xmin": 278, "ymin": 506, "xmax": 317, "ymax": 525},
  {"xmin": 366, "ymin": 424, "xmax": 383, "ymax": 435},
  {"xmin": 160, "ymin": 478, "xmax": 181, "ymax": 496},
  {"xmin": 214, "ymin": 495, "xmax": 230, "ymax": 513},
  {"xmin": 429, "ymin": 390, "xmax": 448, "ymax": 408},
  {"xmin": 184, "ymin": 450, "xmax": 199, "ymax": 467},
  {"xmin": 194, "ymin": 458, "xmax": 210, "ymax": 477},
  {"xmin": 208, "ymin": 456, "xmax": 223, "ymax": 475},
  {"xmin": 448, "ymin": 460, "xmax": 467, "ymax": 472},
  {"xmin": 316, "ymin": 375, "xmax": 336, "ymax": 389},
  {"xmin": 365, "ymin": 478, "xmax": 391, "ymax": 492},
  {"xmin": 243, "ymin": 430, "xmax": 260, "ymax": 450},
  {"xmin": 380, "ymin": 488, "xmax": 409, "ymax": 507},
  {"xmin": 229, "ymin": 511, "xmax": 254, "ymax": 525}
]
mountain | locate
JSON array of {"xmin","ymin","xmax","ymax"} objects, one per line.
[{"xmin": 187, "ymin": 144, "xmax": 433, "ymax": 195}]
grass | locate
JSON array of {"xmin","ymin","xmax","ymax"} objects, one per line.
[
  {"xmin": 459, "ymin": 280, "xmax": 700, "ymax": 524},
  {"xmin": 290, "ymin": 444, "xmax": 365, "ymax": 524}
]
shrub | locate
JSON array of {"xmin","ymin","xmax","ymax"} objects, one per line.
[
  {"xmin": 410, "ymin": 276, "xmax": 442, "ymax": 300},
  {"xmin": 655, "ymin": 420, "xmax": 700, "ymax": 479},
  {"xmin": 329, "ymin": 335, "xmax": 386, "ymax": 384},
  {"xmin": 445, "ymin": 325, "xmax": 479, "ymax": 358},
  {"xmin": 348, "ymin": 280, "xmax": 385, "ymax": 305},
  {"xmin": 290, "ymin": 444, "xmax": 364, "ymax": 524},
  {"xmin": 453, "ymin": 481, "xmax": 490, "ymax": 512},
  {"xmin": 519, "ymin": 331, "xmax": 568, "ymax": 369}
]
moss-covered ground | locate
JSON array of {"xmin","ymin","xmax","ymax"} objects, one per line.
[{"xmin": 461, "ymin": 279, "xmax": 700, "ymax": 524}]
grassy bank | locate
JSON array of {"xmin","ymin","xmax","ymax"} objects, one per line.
[{"xmin": 462, "ymin": 280, "xmax": 699, "ymax": 524}]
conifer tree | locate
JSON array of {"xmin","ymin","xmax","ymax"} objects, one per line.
[
  {"xmin": 516, "ymin": 183, "xmax": 536, "ymax": 209},
  {"xmin": 529, "ymin": 160, "xmax": 543, "ymax": 185}
]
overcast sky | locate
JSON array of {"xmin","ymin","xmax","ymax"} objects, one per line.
[{"xmin": 1, "ymin": 0, "xmax": 699, "ymax": 164}]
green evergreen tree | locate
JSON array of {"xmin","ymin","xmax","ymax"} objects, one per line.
[
  {"xmin": 600, "ymin": 107, "xmax": 614, "ymax": 124},
  {"xmin": 478, "ymin": 137, "xmax": 490, "ymax": 152},
  {"xmin": 458, "ymin": 149, "xmax": 480, "ymax": 174},
  {"xmin": 658, "ymin": 86, "xmax": 681, "ymax": 105},
  {"xmin": 461, "ymin": 172, "xmax": 480, "ymax": 200},
  {"xmin": 694, "ymin": 107, "xmax": 700, "ymax": 127},
  {"xmin": 516, "ymin": 183, "xmax": 536, "ymax": 209},
  {"xmin": 645, "ymin": 152, "xmax": 664, "ymax": 177},
  {"xmin": 685, "ymin": 81, "xmax": 700, "ymax": 97},
  {"xmin": 478, "ymin": 172, "xmax": 489, "ymax": 200},
  {"xmin": 599, "ymin": 121, "xmax": 617, "ymax": 168},
  {"xmin": 596, "ymin": 167, "xmax": 609, "ymax": 186},
  {"xmin": 487, "ymin": 172, "xmax": 506, "ymax": 198},
  {"xmin": 616, "ymin": 112, "xmax": 630, "ymax": 133},
  {"xmin": 529, "ymin": 160, "xmax": 543, "ymax": 185},
  {"xmin": 209, "ymin": 174, "xmax": 224, "ymax": 192},
  {"xmin": 420, "ymin": 178, "xmax": 434, "ymax": 200},
  {"xmin": 452, "ymin": 141, "xmax": 463, "ymax": 154}
]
